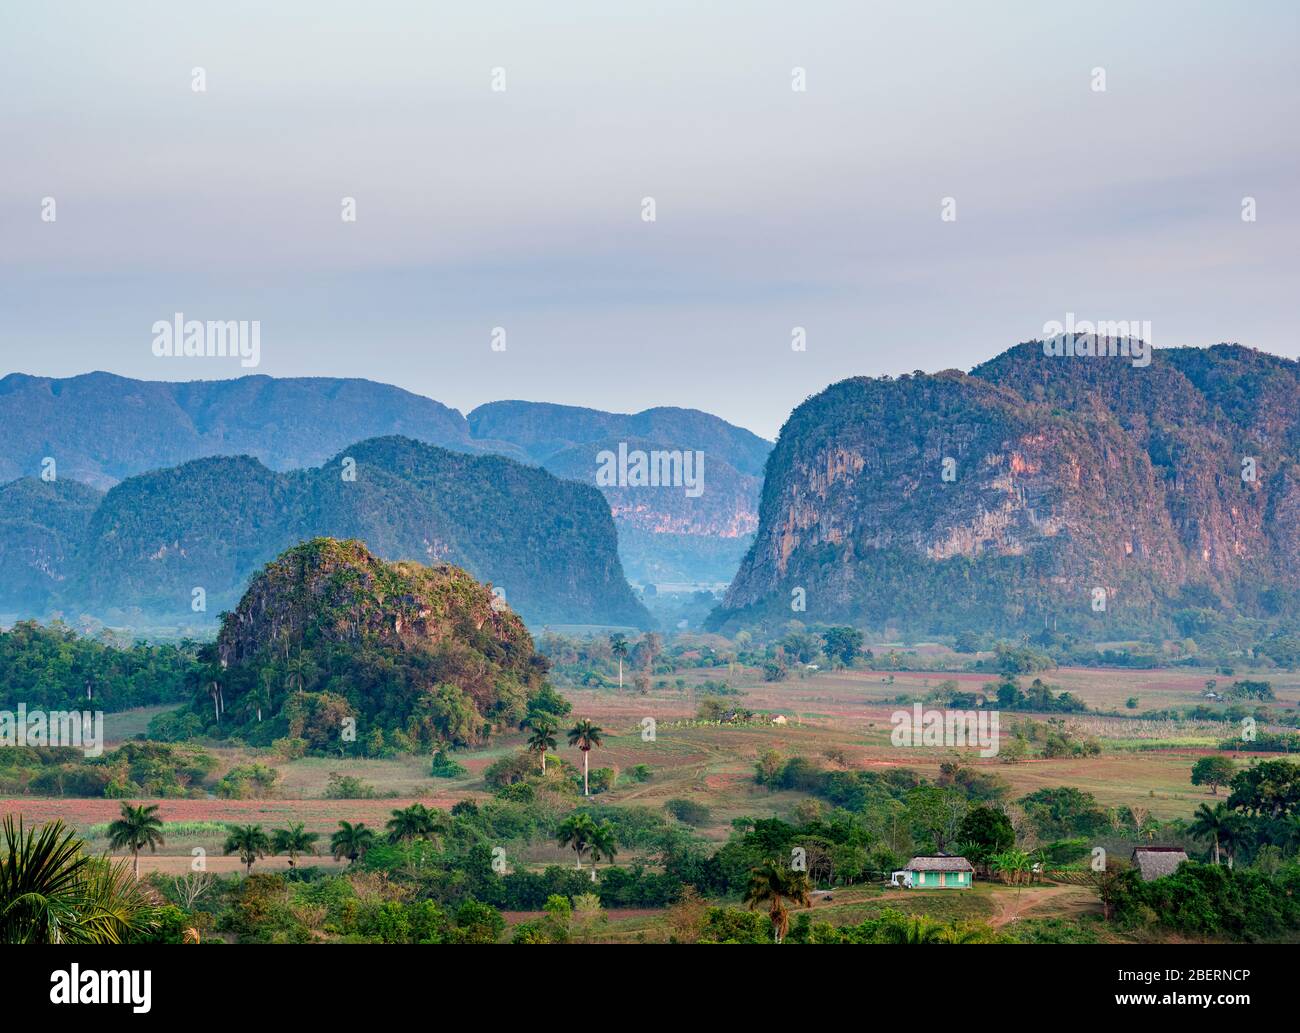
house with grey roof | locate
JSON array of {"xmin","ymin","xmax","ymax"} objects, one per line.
[{"xmin": 1131, "ymin": 847, "xmax": 1189, "ymax": 881}]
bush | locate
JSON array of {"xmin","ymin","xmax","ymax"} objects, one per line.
[
  {"xmin": 323, "ymin": 773, "xmax": 379, "ymax": 799},
  {"xmin": 430, "ymin": 750, "xmax": 468, "ymax": 778},
  {"xmin": 665, "ymin": 798, "xmax": 711, "ymax": 826}
]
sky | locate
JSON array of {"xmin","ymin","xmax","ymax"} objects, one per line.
[{"xmin": 1, "ymin": 0, "xmax": 1297, "ymax": 439}]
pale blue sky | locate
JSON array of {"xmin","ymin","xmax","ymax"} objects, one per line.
[{"xmin": 1, "ymin": 1, "xmax": 1296, "ymax": 438}]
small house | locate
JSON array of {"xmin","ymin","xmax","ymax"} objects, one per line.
[
  {"xmin": 770, "ymin": 715, "xmax": 788, "ymax": 726},
  {"xmin": 1131, "ymin": 847, "xmax": 1188, "ymax": 881},
  {"xmin": 891, "ymin": 855, "xmax": 974, "ymax": 889}
]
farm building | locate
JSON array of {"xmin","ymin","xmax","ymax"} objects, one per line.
[
  {"xmin": 1131, "ymin": 847, "xmax": 1188, "ymax": 881},
  {"xmin": 890, "ymin": 855, "xmax": 974, "ymax": 889}
]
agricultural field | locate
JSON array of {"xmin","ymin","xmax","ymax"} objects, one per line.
[{"xmin": 8, "ymin": 656, "xmax": 1294, "ymax": 942}]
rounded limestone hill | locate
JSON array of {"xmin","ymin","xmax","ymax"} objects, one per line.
[{"xmin": 168, "ymin": 537, "xmax": 555, "ymax": 750}]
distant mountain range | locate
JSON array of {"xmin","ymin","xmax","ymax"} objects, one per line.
[
  {"xmin": 0, "ymin": 372, "xmax": 770, "ymax": 587},
  {"xmin": 468, "ymin": 401, "xmax": 769, "ymax": 584},
  {"xmin": 710, "ymin": 342, "xmax": 1300, "ymax": 639},
  {"xmin": 0, "ymin": 436, "xmax": 650, "ymax": 630}
]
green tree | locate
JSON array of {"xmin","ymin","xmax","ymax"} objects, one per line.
[
  {"xmin": 223, "ymin": 824, "xmax": 271, "ymax": 875},
  {"xmin": 242, "ymin": 670, "xmax": 274, "ymax": 723},
  {"xmin": 821, "ymin": 627, "xmax": 864, "ymax": 667},
  {"xmin": 956, "ymin": 806, "xmax": 1014, "ymax": 868},
  {"xmin": 106, "ymin": 803, "xmax": 165, "ymax": 880},
  {"xmin": 743, "ymin": 860, "xmax": 812, "ymax": 943},
  {"xmin": 1227, "ymin": 759, "xmax": 1300, "ymax": 818},
  {"xmin": 557, "ymin": 812, "xmax": 598, "ymax": 871},
  {"xmin": 525, "ymin": 719, "xmax": 557, "ymax": 774},
  {"xmin": 271, "ymin": 823, "xmax": 319, "ymax": 872},
  {"xmin": 283, "ymin": 653, "xmax": 315, "ymax": 695},
  {"xmin": 1191, "ymin": 755, "xmax": 1236, "ymax": 796},
  {"xmin": 386, "ymin": 804, "xmax": 437, "ymax": 844},
  {"xmin": 1189, "ymin": 803, "xmax": 1231, "ymax": 865},
  {"xmin": 568, "ymin": 719, "xmax": 604, "ymax": 796},
  {"xmin": 990, "ymin": 848, "xmax": 1033, "ymax": 917},
  {"xmin": 330, "ymin": 821, "xmax": 376, "ymax": 863},
  {"xmin": 587, "ymin": 819, "xmax": 619, "ymax": 883},
  {"xmin": 0, "ymin": 816, "xmax": 158, "ymax": 944},
  {"xmin": 610, "ymin": 634, "xmax": 629, "ymax": 689}
]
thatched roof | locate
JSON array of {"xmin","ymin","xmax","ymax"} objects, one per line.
[
  {"xmin": 1131, "ymin": 847, "xmax": 1188, "ymax": 881},
  {"xmin": 906, "ymin": 855, "xmax": 974, "ymax": 872}
]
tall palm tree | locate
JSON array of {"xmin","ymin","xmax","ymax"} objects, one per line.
[
  {"xmin": 106, "ymin": 803, "xmax": 165, "ymax": 880},
  {"xmin": 1220, "ymin": 811, "xmax": 1251, "ymax": 869},
  {"xmin": 1190, "ymin": 802, "xmax": 1231, "ymax": 865},
  {"xmin": 557, "ymin": 813, "xmax": 598, "ymax": 871},
  {"xmin": 386, "ymin": 804, "xmax": 437, "ymax": 844},
  {"xmin": 587, "ymin": 819, "xmax": 619, "ymax": 883},
  {"xmin": 331, "ymin": 821, "xmax": 376, "ymax": 863},
  {"xmin": 610, "ymin": 634, "xmax": 629, "ymax": 689},
  {"xmin": 0, "ymin": 817, "xmax": 158, "ymax": 944},
  {"xmin": 223, "ymin": 824, "xmax": 271, "ymax": 875},
  {"xmin": 526, "ymin": 719, "xmax": 557, "ymax": 774},
  {"xmin": 568, "ymin": 719, "xmax": 603, "ymax": 796},
  {"xmin": 743, "ymin": 860, "xmax": 811, "ymax": 943},
  {"xmin": 284, "ymin": 653, "xmax": 314, "ymax": 695},
  {"xmin": 271, "ymin": 823, "xmax": 319, "ymax": 872},
  {"xmin": 244, "ymin": 669, "xmax": 274, "ymax": 723}
]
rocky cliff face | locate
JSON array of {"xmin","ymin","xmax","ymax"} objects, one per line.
[{"xmin": 711, "ymin": 343, "xmax": 1300, "ymax": 636}]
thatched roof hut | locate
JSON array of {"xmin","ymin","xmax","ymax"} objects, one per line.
[{"xmin": 1131, "ymin": 847, "xmax": 1188, "ymax": 881}]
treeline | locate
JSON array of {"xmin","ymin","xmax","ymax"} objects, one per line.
[
  {"xmin": 0, "ymin": 741, "xmax": 215, "ymax": 797},
  {"xmin": 0, "ymin": 620, "xmax": 198, "ymax": 712}
]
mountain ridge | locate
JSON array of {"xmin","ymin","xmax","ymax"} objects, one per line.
[{"xmin": 709, "ymin": 341, "xmax": 1300, "ymax": 638}]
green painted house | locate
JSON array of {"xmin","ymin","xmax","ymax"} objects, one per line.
[{"xmin": 891, "ymin": 855, "xmax": 974, "ymax": 889}]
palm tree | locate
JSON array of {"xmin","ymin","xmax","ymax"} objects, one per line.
[
  {"xmin": 223, "ymin": 824, "xmax": 271, "ymax": 875},
  {"xmin": 1220, "ymin": 811, "xmax": 1251, "ymax": 869},
  {"xmin": 331, "ymin": 821, "xmax": 376, "ymax": 863},
  {"xmin": 610, "ymin": 634, "xmax": 628, "ymax": 689},
  {"xmin": 934, "ymin": 921, "xmax": 997, "ymax": 944},
  {"xmin": 526, "ymin": 719, "xmax": 557, "ymax": 774},
  {"xmin": 557, "ymin": 813, "xmax": 598, "ymax": 871},
  {"xmin": 243, "ymin": 669, "xmax": 274, "ymax": 723},
  {"xmin": 271, "ymin": 824, "xmax": 319, "ymax": 872},
  {"xmin": 990, "ymin": 848, "xmax": 1032, "ymax": 918},
  {"xmin": 876, "ymin": 914, "xmax": 944, "ymax": 944},
  {"xmin": 587, "ymin": 819, "xmax": 618, "ymax": 883},
  {"xmin": 0, "ymin": 816, "xmax": 159, "ymax": 944},
  {"xmin": 1280, "ymin": 813, "xmax": 1300, "ymax": 859},
  {"xmin": 568, "ymin": 719, "xmax": 604, "ymax": 796},
  {"xmin": 284, "ymin": 653, "xmax": 314, "ymax": 694},
  {"xmin": 743, "ymin": 860, "xmax": 811, "ymax": 943},
  {"xmin": 106, "ymin": 803, "xmax": 165, "ymax": 880},
  {"xmin": 386, "ymin": 804, "xmax": 437, "ymax": 844},
  {"xmin": 1190, "ymin": 802, "xmax": 1231, "ymax": 865}
]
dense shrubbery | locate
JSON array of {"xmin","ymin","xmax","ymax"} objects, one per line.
[
  {"xmin": 0, "ymin": 741, "xmax": 216, "ymax": 798},
  {"xmin": 1111, "ymin": 862, "xmax": 1300, "ymax": 941}
]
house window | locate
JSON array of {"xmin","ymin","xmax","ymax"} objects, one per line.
[{"xmin": 939, "ymin": 872, "xmax": 946, "ymax": 887}]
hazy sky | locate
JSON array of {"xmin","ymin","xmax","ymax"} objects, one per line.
[{"xmin": 2, "ymin": 1, "xmax": 1296, "ymax": 439}]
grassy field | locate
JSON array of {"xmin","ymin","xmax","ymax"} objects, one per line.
[{"xmin": 5, "ymin": 660, "xmax": 1295, "ymax": 937}]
